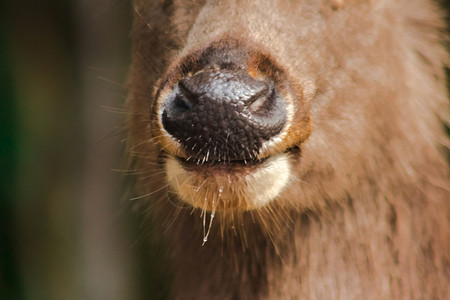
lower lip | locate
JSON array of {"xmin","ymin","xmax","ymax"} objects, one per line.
[{"xmin": 165, "ymin": 152, "xmax": 293, "ymax": 210}]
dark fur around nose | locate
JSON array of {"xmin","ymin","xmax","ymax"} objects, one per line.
[{"xmin": 161, "ymin": 69, "xmax": 287, "ymax": 162}]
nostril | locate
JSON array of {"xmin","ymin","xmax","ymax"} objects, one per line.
[
  {"xmin": 173, "ymin": 95, "xmax": 192, "ymax": 113},
  {"xmin": 248, "ymin": 87, "xmax": 275, "ymax": 114},
  {"xmin": 174, "ymin": 81, "xmax": 199, "ymax": 112}
]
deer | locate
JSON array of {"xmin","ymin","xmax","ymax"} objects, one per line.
[{"xmin": 126, "ymin": 0, "xmax": 450, "ymax": 299}]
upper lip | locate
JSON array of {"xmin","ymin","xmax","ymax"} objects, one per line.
[{"xmin": 174, "ymin": 155, "xmax": 268, "ymax": 166}]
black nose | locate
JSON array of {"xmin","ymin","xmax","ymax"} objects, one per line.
[{"xmin": 161, "ymin": 69, "xmax": 286, "ymax": 162}]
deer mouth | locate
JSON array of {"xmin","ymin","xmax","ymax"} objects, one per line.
[
  {"xmin": 174, "ymin": 154, "xmax": 270, "ymax": 172},
  {"xmin": 173, "ymin": 145, "xmax": 300, "ymax": 171},
  {"xmin": 164, "ymin": 147, "xmax": 298, "ymax": 211}
]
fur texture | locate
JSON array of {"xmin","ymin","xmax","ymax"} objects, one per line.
[{"xmin": 126, "ymin": 0, "xmax": 449, "ymax": 298}]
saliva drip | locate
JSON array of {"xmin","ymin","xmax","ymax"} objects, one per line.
[{"xmin": 202, "ymin": 186, "xmax": 223, "ymax": 245}]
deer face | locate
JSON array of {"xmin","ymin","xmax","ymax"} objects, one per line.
[
  {"xmin": 129, "ymin": 0, "xmax": 409, "ymax": 212},
  {"xmin": 128, "ymin": 0, "xmax": 338, "ymax": 211},
  {"xmin": 128, "ymin": 0, "xmax": 321, "ymax": 212}
]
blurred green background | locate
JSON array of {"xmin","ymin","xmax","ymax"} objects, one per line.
[
  {"xmin": 0, "ymin": 1, "xmax": 448, "ymax": 300},
  {"xmin": 0, "ymin": 0, "xmax": 159, "ymax": 299}
]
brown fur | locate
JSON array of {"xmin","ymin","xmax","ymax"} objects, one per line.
[{"xmin": 126, "ymin": 0, "xmax": 450, "ymax": 299}]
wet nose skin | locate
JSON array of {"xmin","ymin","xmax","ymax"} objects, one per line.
[{"xmin": 161, "ymin": 69, "xmax": 287, "ymax": 162}]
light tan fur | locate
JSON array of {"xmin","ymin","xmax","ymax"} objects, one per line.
[{"xmin": 126, "ymin": 0, "xmax": 450, "ymax": 299}]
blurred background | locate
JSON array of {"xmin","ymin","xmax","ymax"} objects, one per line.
[
  {"xmin": 0, "ymin": 1, "xmax": 448, "ymax": 300},
  {"xmin": 0, "ymin": 0, "xmax": 165, "ymax": 299}
]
